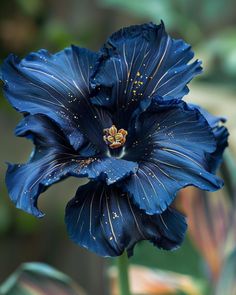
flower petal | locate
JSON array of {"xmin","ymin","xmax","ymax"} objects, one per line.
[
  {"xmin": 122, "ymin": 100, "xmax": 223, "ymax": 214},
  {"xmin": 80, "ymin": 157, "xmax": 138, "ymax": 185},
  {"xmin": 208, "ymin": 126, "xmax": 228, "ymax": 173},
  {"xmin": 65, "ymin": 181, "xmax": 187, "ymax": 257},
  {"xmin": 189, "ymin": 104, "xmax": 229, "ymax": 173},
  {"xmin": 6, "ymin": 114, "xmax": 81, "ymax": 217},
  {"xmin": 1, "ymin": 46, "xmax": 111, "ymax": 150},
  {"xmin": 6, "ymin": 115, "xmax": 138, "ymax": 217},
  {"xmin": 91, "ymin": 21, "xmax": 201, "ymax": 127}
]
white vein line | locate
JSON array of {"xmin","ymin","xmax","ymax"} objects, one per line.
[
  {"xmin": 160, "ymin": 215, "xmax": 169, "ymax": 230},
  {"xmin": 112, "ymin": 59, "xmax": 120, "ymax": 111},
  {"xmin": 139, "ymin": 168, "xmax": 157, "ymax": 197},
  {"xmin": 89, "ymin": 191, "xmax": 96, "ymax": 239},
  {"xmin": 22, "ymin": 67, "xmax": 75, "ymax": 93},
  {"xmin": 154, "ymin": 141, "xmax": 204, "ymax": 160},
  {"xmin": 149, "ymin": 162, "xmax": 177, "ymax": 182},
  {"xmin": 144, "ymin": 165, "xmax": 169, "ymax": 195},
  {"xmin": 99, "ymin": 186, "xmax": 108, "ymax": 240},
  {"xmin": 28, "ymin": 82, "xmax": 65, "ymax": 107},
  {"xmin": 161, "ymin": 147, "xmax": 204, "ymax": 168},
  {"xmin": 122, "ymin": 43, "xmax": 129, "ymax": 94},
  {"xmin": 25, "ymin": 94, "xmax": 63, "ymax": 108},
  {"xmin": 72, "ymin": 80, "xmax": 86, "ymax": 98},
  {"xmin": 28, "ymin": 161, "xmax": 68, "ymax": 191},
  {"xmin": 127, "ymin": 197, "xmax": 146, "ymax": 239},
  {"xmin": 152, "ymin": 36, "xmax": 170, "ymax": 78},
  {"xmin": 128, "ymin": 42, "xmax": 148, "ymax": 99},
  {"xmin": 116, "ymin": 196, "xmax": 124, "ymax": 220},
  {"xmin": 134, "ymin": 173, "xmax": 151, "ymax": 205},
  {"xmin": 150, "ymin": 36, "xmax": 171, "ymax": 96},
  {"xmin": 75, "ymin": 54, "xmax": 90, "ymax": 93},
  {"xmin": 126, "ymin": 41, "xmax": 147, "ymax": 101},
  {"xmin": 155, "ymin": 54, "xmax": 188, "ymax": 93},
  {"xmin": 75, "ymin": 197, "xmax": 87, "ymax": 227},
  {"xmin": 153, "ymin": 159, "xmax": 181, "ymax": 169},
  {"xmin": 105, "ymin": 190, "xmax": 119, "ymax": 245}
]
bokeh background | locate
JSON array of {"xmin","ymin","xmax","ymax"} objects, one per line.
[{"xmin": 0, "ymin": 1, "xmax": 236, "ymax": 294}]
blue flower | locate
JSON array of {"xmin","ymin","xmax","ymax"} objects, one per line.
[{"xmin": 1, "ymin": 22, "xmax": 228, "ymax": 257}]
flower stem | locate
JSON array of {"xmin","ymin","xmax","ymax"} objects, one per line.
[{"xmin": 117, "ymin": 252, "xmax": 131, "ymax": 295}]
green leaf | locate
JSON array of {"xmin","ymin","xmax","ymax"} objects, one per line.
[{"xmin": 0, "ymin": 262, "xmax": 86, "ymax": 295}]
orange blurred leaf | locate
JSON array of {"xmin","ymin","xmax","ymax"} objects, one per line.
[
  {"xmin": 0, "ymin": 263, "xmax": 86, "ymax": 295},
  {"xmin": 109, "ymin": 265, "xmax": 203, "ymax": 295},
  {"xmin": 179, "ymin": 186, "xmax": 231, "ymax": 281}
]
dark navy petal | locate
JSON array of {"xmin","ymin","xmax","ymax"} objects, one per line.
[
  {"xmin": 189, "ymin": 104, "xmax": 229, "ymax": 173},
  {"xmin": 65, "ymin": 181, "xmax": 187, "ymax": 257},
  {"xmin": 91, "ymin": 21, "xmax": 201, "ymax": 127},
  {"xmin": 1, "ymin": 46, "xmax": 112, "ymax": 150},
  {"xmin": 122, "ymin": 99, "xmax": 223, "ymax": 214},
  {"xmin": 208, "ymin": 125, "xmax": 228, "ymax": 173},
  {"xmin": 189, "ymin": 104, "xmax": 227, "ymax": 126},
  {"xmin": 6, "ymin": 115, "xmax": 138, "ymax": 217},
  {"xmin": 79, "ymin": 157, "xmax": 138, "ymax": 185},
  {"xmin": 6, "ymin": 114, "xmax": 81, "ymax": 217}
]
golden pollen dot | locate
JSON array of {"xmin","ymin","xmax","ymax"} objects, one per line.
[{"xmin": 103, "ymin": 125, "xmax": 128, "ymax": 149}]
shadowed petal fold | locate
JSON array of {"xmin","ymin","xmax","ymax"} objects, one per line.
[
  {"xmin": 65, "ymin": 181, "xmax": 187, "ymax": 257},
  {"xmin": 6, "ymin": 115, "xmax": 138, "ymax": 217},
  {"xmin": 6, "ymin": 114, "xmax": 82, "ymax": 217},
  {"xmin": 189, "ymin": 104, "xmax": 229, "ymax": 173},
  {"xmin": 1, "ymin": 46, "xmax": 112, "ymax": 150},
  {"xmin": 91, "ymin": 22, "xmax": 201, "ymax": 127},
  {"xmin": 122, "ymin": 99, "xmax": 223, "ymax": 214}
]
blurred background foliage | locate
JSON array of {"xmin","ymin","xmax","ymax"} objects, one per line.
[
  {"xmin": 0, "ymin": 0, "xmax": 236, "ymax": 294},
  {"xmin": 0, "ymin": 262, "xmax": 87, "ymax": 295}
]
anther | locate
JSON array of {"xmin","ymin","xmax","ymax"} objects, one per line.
[{"xmin": 103, "ymin": 125, "xmax": 128, "ymax": 149}]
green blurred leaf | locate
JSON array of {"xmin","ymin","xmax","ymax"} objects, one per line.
[
  {"xmin": 99, "ymin": 0, "xmax": 180, "ymax": 27},
  {"xmin": 16, "ymin": 0, "xmax": 43, "ymax": 16},
  {"xmin": 0, "ymin": 262, "xmax": 86, "ymax": 295},
  {"xmin": 15, "ymin": 212, "xmax": 39, "ymax": 234},
  {"xmin": 202, "ymin": 0, "xmax": 233, "ymax": 22},
  {"xmin": 216, "ymin": 248, "xmax": 236, "ymax": 295},
  {"xmin": 197, "ymin": 28, "xmax": 236, "ymax": 78},
  {"xmin": 0, "ymin": 203, "xmax": 11, "ymax": 234},
  {"xmin": 223, "ymin": 150, "xmax": 236, "ymax": 191},
  {"xmin": 41, "ymin": 21, "xmax": 78, "ymax": 50}
]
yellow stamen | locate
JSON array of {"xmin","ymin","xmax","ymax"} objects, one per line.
[
  {"xmin": 109, "ymin": 125, "xmax": 117, "ymax": 136},
  {"xmin": 115, "ymin": 133, "xmax": 123, "ymax": 141},
  {"xmin": 103, "ymin": 125, "xmax": 128, "ymax": 149},
  {"xmin": 110, "ymin": 141, "xmax": 122, "ymax": 149},
  {"xmin": 107, "ymin": 135, "xmax": 115, "ymax": 143}
]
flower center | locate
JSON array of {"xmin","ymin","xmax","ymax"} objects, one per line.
[{"xmin": 103, "ymin": 125, "xmax": 128, "ymax": 149}]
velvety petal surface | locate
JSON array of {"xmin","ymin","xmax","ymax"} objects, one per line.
[
  {"xmin": 122, "ymin": 99, "xmax": 223, "ymax": 214},
  {"xmin": 6, "ymin": 115, "xmax": 137, "ymax": 217},
  {"xmin": 189, "ymin": 104, "xmax": 229, "ymax": 173},
  {"xmin": 6, "ymin": 114, "xmax": 81, "ymax": 217},
  {"xmin": 65, "ymin": 181, "xmax": 187, "ymax": 257},
  {"xmin": 1, "ymin": 46, "xmax": 112, "ymax": 150},
  {"xmin": 91, "ymin": 22, "xmax": 201, "ymax": 127}
]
